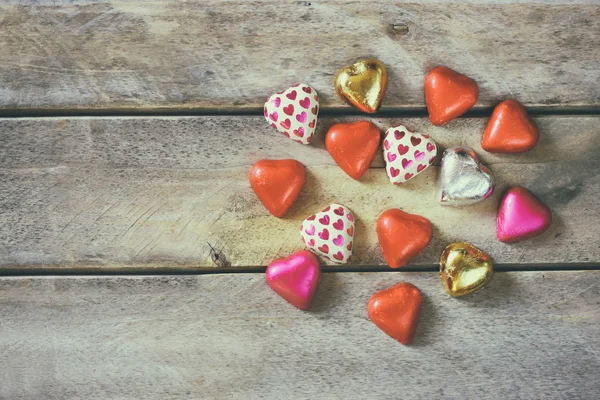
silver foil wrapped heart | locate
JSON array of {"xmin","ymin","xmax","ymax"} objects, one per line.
[{"xmin": 437, "ymin": 146, "xmax": 494, "ymax": 206}]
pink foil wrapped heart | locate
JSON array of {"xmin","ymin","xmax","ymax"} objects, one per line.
[
  {"xmin": 301, "ymin": 203, "xmax": 355, "ymax": 264},
  {"xmin": 383, "ymin": 124, "xmax": 437, "ymax": 184},
  {"xmin": 497, "ymin": 187, "xmax": 552, "ymax": 243},
  {"xmin": 266, "ymin": 250, "xmax": 321, "ymax": 310},
  {"xmin": 264, "ymin": 84, "xmax": 319, "ymax": 145}
]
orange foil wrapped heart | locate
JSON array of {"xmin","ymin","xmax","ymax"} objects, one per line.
[
  {"xmin": 377, "ymin": 209, "xmax": 432, "ymax": 268},
  {"xmin": 482, "ymin": 100, "xmax": 540, "ymax": 153},
  {"xmin": 249, "ymin": 159, "xmax": 305, "ymax": 218},
  {"xmin": 425, "ymin": 66, "xmax": 478, "ymax": 126},
  {"xmin": 325, "ymin": 120, "xmax": 381, "ymax": 180},
  {"xmin": 368, "ymin": 282, "xmax": 422, "ymax": 345}
]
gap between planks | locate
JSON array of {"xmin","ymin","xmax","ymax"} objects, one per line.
[
  {"xmin": 1, "ymin": 263, "xmax": 599, "ymax": 277},
  {"xmin": 1, "ymin": 106, "xmax": 600, "ymax": 119}
]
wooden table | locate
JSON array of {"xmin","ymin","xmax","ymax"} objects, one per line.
[{"xmin": 1, "ymin": 1, "xmax": 599, "ymax": 398}]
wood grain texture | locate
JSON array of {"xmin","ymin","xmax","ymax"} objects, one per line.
[
  {"xmin": 0, "ymin": 1, "xmax": 599, "ymax": 110},
  {"xmin": 3, "ymin": 162, "xmax": 598, "ymax": 269},
  {"xmin": 2, "ymin": 116, "xmax": 599, "ymax": 170},
  {"xmin": 0, "ymin": 272, "xmax": 598, "ymax": 399},
  {"xmin": 0, "ymin": 117, "xmax": 600, "ymax": 269},
  {"xmin": 1, "ymin": 116, "xmax": 598, "ymax": 269}
]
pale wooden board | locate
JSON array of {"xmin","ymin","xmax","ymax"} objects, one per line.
[
  {"xmin": 0, "ymin": 1, "xmax": 599, "ymax": 110},
  {"xmin": 0, "ymin": 272, "xmax": 598, "ymax": 399},
  {"xmin": 1, "ymin": 116, "xmax": 598, "ymax": 269},
  {"xmin": 2, "ymin": 116, "xmax": 599, "ymax": 170}
]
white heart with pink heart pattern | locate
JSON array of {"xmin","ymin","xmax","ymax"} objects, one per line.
[
  {"xmin": 383, "ymin": 124, "xmax": 437, "ymax": 184},
  {"xmin": 300, "ymin": 203, "xmax": 355, "ymax": 264},
  {"xmin": 264, "ymin": 84, "xmax": 319, "ymax": 145}
]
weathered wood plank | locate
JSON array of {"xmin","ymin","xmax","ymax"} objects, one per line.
[
  {"xmin": 0, "ymin": 1, "xmax": 598, "ymax": 110},
  {"xmin": 0, "ymin": 272, "xmax": 598, "ymax": 399},
  {"xmin": 1, "ymin": 116, "xmax": 598, "ymax": 269},
  {"xmin": 2, "ymin": 116, "xmax": 599, "ymax": 170},
  {"xmin": 1, "ymin": 162, "xmax": 598, "ymax": 268}
]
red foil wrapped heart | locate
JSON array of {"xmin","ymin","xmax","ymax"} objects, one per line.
[
  {"xmin": 482, "ymin": 100, "xmax": 539, "ymax": 153},
  {"xmin": 325, "ymin": 120, "xmax": 380, "ymax": 180},
  {"xmin": 377, "ymin": 209, "xmax": 432, "ymax": 268},
  {"xmin": 250, "ymin": 159, "xmax": 305, "ymax": 218},
  {"xmin": 425, "ymin": 66, "xmax": 478, "ymax": 126},
  {"xmin": 368, "ymin": 282, "xmax": 422, "ymax": 345}
]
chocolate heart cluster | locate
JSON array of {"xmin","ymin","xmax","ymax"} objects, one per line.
[{"xmin": 252, "ymin": 59, "xmax": 552, "ymax": 345}]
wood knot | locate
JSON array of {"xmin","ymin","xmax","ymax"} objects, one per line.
[
  {"xmin": 391, "ymin": 24, "xmax": 409, "ymax": 35},
  {"xmin": 207, "ymin": 242, "xmax": 231, "ymax": 268}
]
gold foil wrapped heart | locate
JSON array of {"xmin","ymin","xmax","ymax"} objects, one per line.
[
  {"xmin": 334, "ymin": 58, "xmax": 388, "ymax": 113},
  {"xmin": 440, "ymin": 242, "xmax": 494, "ymax": 297}
]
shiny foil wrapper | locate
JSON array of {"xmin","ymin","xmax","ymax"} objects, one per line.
[
  {"xmin": 437, "ymin": 146, "xmax": 494, "ymax": 206},
  {"xmin": 266, "ymin": 250, "xmax": 321, "ymax": 310},
  {"xmin": 334, "ymin": 58, "xmax": 388, "ymax": 113},
  {"xmin": 440, "ymin": 242, "xmax": 494, "ymax": 297}
]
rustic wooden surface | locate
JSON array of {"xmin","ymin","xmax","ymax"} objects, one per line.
[
  {"xmin": 3, "ymin": 116, "xmax": 598, "ymax": 169},
  {"xmin": 1, "ymin": 1, "xmax": 599, "ymax": 111},
  {"xmin": 1, "ymin": 0, "xmax": 599, "ymax": 398},
  {"xmin": 1, "ymin": 116, "xmax": 598, "ymax": 269},
  {"xmin": 0, "ymin": 272, "xmax": 598, "ymax": 399}
]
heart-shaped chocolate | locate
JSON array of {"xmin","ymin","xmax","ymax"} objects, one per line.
[
  {"xmin": 264, "ymin": 84, "xmax": 319, "ymax": 145},
  {"xmin": 437, "ymin": 146, "xmax": 494, "ymax": 206},
  {"xmin": 425, "ymin": 66, "xmax": 478, "ymax": 126},
  {"xmin": 383, "ymin": 124, "xmax": 437, "ymax": 184},
  {"xmin": 266, "ymin": 250, "xmax": 321, "ymax": 310},
  {"xmin": 325, "ymin": 120, "xmax": 381, "ymax": 180},
  {"xmin": 368, "ymin": 282, "xmax": 422, "ymax": 345},
  {"xmin": 250, "ymin": 159, "xmax": 305, "ymax": 217},
  {"xmin": 334, "ymin": 58, "xmax": 387, "ymax": 113},
  {"xmin": 497, "ymin": 187, "xmax": 552, "ymax": 243},
  {"xmin": 440, "ymin": 242, "xmax": 494, "ymax": 297},
  {"xmin": 482, "ymin": 100, "xmax": 539, "ymax": 153},
  {"xmin": 300, "ymin": 203, "xmax": 355, "ymax": 264},
  {"xmin": 377, "ymin": 209, "xmax": 432, "ymax": 268}
]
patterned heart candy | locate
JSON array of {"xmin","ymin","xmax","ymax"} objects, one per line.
[
  {"xmin": 383, "ymin": 125, "xmax": 437, "ymax": 184},
  {"xmin": 264, "ymin": 84, "xmax": 319, "ymax": 145},
  {"xmin": 300, "ymin": 203, "xmax": 355, "ymax": 264}
]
